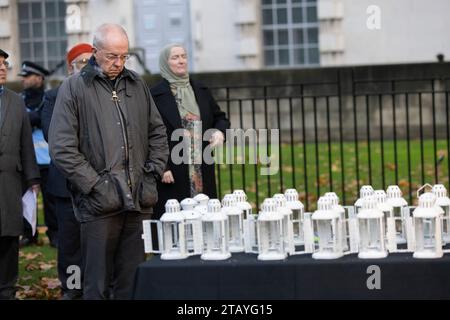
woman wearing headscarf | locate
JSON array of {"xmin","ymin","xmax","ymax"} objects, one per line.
[{"xmin": 150, "ymin": 44, "xmax": 230, "ymax": 218}]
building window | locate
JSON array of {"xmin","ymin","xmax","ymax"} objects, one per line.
[
  {"xmin": 169, "ymin": 13, "xmax": 182, "ymax": 28},
  {"xmin": 170, "ymin": 17, "xmax": 182, "ymax": 27},
  {"xmin": 18, "ymin": 0, "xmax": 68, "ymax": 76},
  {"xmin": 261, "ymin": 0, "xmax": 319, "ymax": 67}
]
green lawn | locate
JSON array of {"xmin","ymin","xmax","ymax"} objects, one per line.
[
  {"xmin": 17, "ymin": 194, "xmax": 61, "ymax": 300},
  {"xmin": 17, "ymin": 239, "xmax": 60, "ymax": 300}
]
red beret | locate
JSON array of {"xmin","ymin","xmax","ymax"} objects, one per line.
[{"xmin": 67, "ymin": 43, "xmax": 93, "ymax": 65}]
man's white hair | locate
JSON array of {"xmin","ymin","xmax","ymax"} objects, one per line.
[{"xmin": 93, "ymin": 23, "xmax": 129, "ymax": 49}]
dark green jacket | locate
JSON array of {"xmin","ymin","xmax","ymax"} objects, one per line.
[{"xmin": 49, "ymin": 61, "xmax": 169, "ymax": 222}]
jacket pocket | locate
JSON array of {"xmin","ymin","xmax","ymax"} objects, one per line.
[
  {"xmin": 83, "ymin": 173, "xmax": 122, "ymax": 216},
  {"xmin": 139, "ymin": 172, "xmax": 158, "ymax": 209}
]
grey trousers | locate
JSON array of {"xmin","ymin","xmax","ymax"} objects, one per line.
[{"xmin": 80, "ymin": 211, "xmax": 150, "ymax": 300}]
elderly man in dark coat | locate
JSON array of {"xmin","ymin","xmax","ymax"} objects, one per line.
[
  {"xmin": 49, "ymin": 24, "xmax": 169, "ymax": 300},
  {"xmin": 0, "ymin": 49, "xmax": 40, "ymax": 300}
]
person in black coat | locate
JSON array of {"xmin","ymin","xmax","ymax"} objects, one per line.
[
  {"xmin": 150, "ymin": 44, "xmax": 230, "ymax": 218},
  {"xmin": 0, "ymin": 49, "xmax": 40, "ymax": 300}
]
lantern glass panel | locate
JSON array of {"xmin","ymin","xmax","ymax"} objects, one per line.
[
  {"xmin": 203, "ymin": 221, "xmax": 228, "ymax": 253},
  {"xmin": 381, "ymin": 210, "xmax": 390, "ymax": 235},
  {"xmin": 228, "ymin": 215, "xmax": 242, "ymax": 246},
  {"xmin": 415, "ymin": 218, "xmax": 437, "ymax": 251},
  {"xmin": 292, "ymin": 208, "xmax": 303, "ymax": 221},
  {"xmin": 243, "ymin": 208, "xmax": 252, "ymax": 220},
  {"xmin": 393, "ymin": 206, "xmax": 406, "ymax": 240},
  {"xmin": 269, "ymin": 221, "xmax": 282, "ymax": 251},
  {"xmin": 423, "ymin": 218, "xmax": 435, "ymax": 249},
  {"xmin": 443, "ymin": 206, "xmax": 450, "ymax": 234},
  {"xmin": 292, "ymin": 209, "xmax": 304, "ymax": 242},
  {"xmin": 163, "ymin": 222, "xmax": 181, "ymax": 253},
  {"xmin": 314, "ymin": 220, "xmax": 335, "ymax": 253},
  {"xmin": 360, "ymin": 219, "xmax": 383, "ymax": 251},
  {"xmin": 260, "ymin": 221, "xmax": 283, "ymax": 253},
  {"xmin": 185, "ymin": 223, "xmax": 194, "ymax": 250},
  {"xmin": 171, "ymin": 223, "xmax": 178, "ymax": 247}
]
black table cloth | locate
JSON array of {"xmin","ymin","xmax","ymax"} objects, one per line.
[{"xmin": 132, "ymin": 252, "xmax": 450, "ymax": 299}]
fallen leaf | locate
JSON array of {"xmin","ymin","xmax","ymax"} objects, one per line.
[
  {"xmin": 23, "ymin": 252, "xmax": 43, "ymax": 261},
  {"xmin": 41, "ymin": 277, "xmax": 61, "ymax": 290},
  {"xmin": 282, "ymin": 166, "xmax": 293, "ymax": 173},
  {"xmin": 318, "ymin": 175, "xmax": 328, "ymax": 187},
  {"xmin": 398, "ymin": 179, "xmax": 410, "ymax": 188},
  {"xmin": 386, "ymin": 163, "xmax": 396, "ymax": 171},
  {"xmin": 25, "ymin": 263, "xmax": 38, "ymax": 272},
  {"xmin": 39, "ymin": 262, "xmax": 55, "ymax": 271},
  {"xmin": 37, "ymin": 226, "xmax": 48, "ymax": 234},
  {"xmin": 17, "ymin": 285, "xmax": 31, "ymax": 291}
]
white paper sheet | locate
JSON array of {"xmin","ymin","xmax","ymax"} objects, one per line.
[{"xmin": 22, "ymin": 189, "xmax": 37, "ymax": 236}]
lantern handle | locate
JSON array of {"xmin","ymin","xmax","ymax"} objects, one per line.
[{"xmin": 416, "ymin": 183, "xmax": 433, "ymax": 199}]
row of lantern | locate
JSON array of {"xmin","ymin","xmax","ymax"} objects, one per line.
[{"xmin": 141, "ymin": 184, "xmax": 450, "ymax": 261}]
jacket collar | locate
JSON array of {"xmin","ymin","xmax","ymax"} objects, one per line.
[
  {"xmin": 150, "ymin": 78, "xmax": 172, "ymax": 96},
  {"xmin": 0, "ymin": 85, "xmax": 3, "ymax": 96},
  {"xmin": 151, "ymin": 78, "xmax": 208, "ymax": 130},
  {"xmin": 80, "ymin": 56, "xmax": 138, "ymax": 87}
]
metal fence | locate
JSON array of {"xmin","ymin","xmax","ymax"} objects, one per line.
[{"xmin": 210, "ymin": 71, "xmax": 450, "ymax": 211}]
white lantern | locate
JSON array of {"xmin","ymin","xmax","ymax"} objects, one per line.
[
  {"xmin": 159, "ymin": 200, "xmax": 188, "ymax": 260},
  {"xmin": 180, "ymin": 198, "xmax": 203, "ymax": 256},
  {"xmin": 324, "ymin": 192, "xmax": 348, "ymax": 251},
  {"xmin": 432, "ymin": 184, "xmax": 450, "ymax": 244},
  {"xmin": 302, "ymin": 212, "xmax": 315, "ymax": 253},
  {"xmin": 354, "ymin": 185, "xmax": 375, "ymax": 214},
  {"xmin": 222, "ymin": 194, "xmax": 245, "ymax": 253},
  {"xmin": 386, "ymin": 185, "xmax": 410, "ymax": 245},
  {"xmin": 284, "ymin": 189, "xmax": 305, "ymax": 246},
  {"xmin": 357, "ymin": 195, "xmax": 388, "ymax": 259},
  {"xmin": 201, "ymin": 199, "xmax": 231, "ymax": 260},
  {"xmin": 374, "ymin": 190, "xmax": 392, "ymax": 229},
  {"xmin": 273, "ymin": 194, "xmax": 294, "ymax": 254},
  {"xmin": 180, "ymin": 198, "xmax": 198, "ymax": 211},
  {"xmin": 342, "ymin": 205, "xmax": 359, "ymax": 254},
  {"xmin": 413, "ymin": 192, "xmax": 444, "ymax": 259},
  {"xmin": 233, "ymin": 190, "xmax": 259, "ymax": 254},
  {"xmin": 257, "ymin": 198, "xmax": 287, "ymax": 261},
  {"xmin": 312, "ymin": 196, "xmax": 343, "ymax": 259},
  {"xmin": 233, "ymin": 190, "xmax": 253, "ymax": 219},
  {"xmin": 193, "ymin": 193, "xmax": 210, "ymax": 216}
]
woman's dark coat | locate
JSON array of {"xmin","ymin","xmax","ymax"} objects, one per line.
[{"xmin": 150, "ymin": 79, "xmax": 230, "ymax": 218}]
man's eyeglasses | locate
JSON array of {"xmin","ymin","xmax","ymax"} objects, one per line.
[
  {"xmin": 102, "ymin": 52, "xmax": 131, "ymax": 63},
  {"xmin": 0, "ymin": 61, "xmax": 10, "ymax": 68},
  {"xmin": 95, "ymin": 47, "xmax": 131, "ymax": 63}
]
